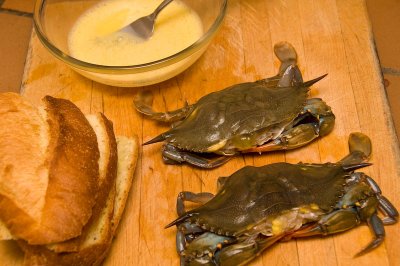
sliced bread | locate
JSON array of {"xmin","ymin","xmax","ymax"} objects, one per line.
[
  {"xmin": 45, "ymin": 113, "xmax": 118, "ymax": 253},
  {"xmin": 0, "ymin": 93, "xmax": 100, "ymax": 245},
  {"xmin": 20, "ymin": 135, "xmax": 139, "ymax": 265},
  {"xmin": 0, "ymin": 93, "xmax": 139, "ymax": 265}
]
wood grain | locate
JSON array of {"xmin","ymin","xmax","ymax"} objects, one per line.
[{"xmin": 2, "ymin": 0, "xmax": 399, "ymax": 265}]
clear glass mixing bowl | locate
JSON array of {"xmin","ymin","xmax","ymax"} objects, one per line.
[{"xmin": 33, "ymin": 0, "xmax": 227, "ymax": 87}]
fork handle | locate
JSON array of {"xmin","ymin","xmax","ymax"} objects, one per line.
[{"xmin": 153, "ymin": 0, "xmax": 174, "ymax": 19}]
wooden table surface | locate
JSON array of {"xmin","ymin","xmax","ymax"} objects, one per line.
[{"xmin": 1, "ymin": 0, "xmax": 400, "ymax": 265}]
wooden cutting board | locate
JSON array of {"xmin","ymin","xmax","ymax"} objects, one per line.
[{"xmin": 1, "ymin": 0, "xmax": 399, "ymax": 265}]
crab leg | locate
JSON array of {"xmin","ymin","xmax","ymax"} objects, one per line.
[
  {"xmin": 216, "ymin": 235, "xmax": 284, "ymax": 266},
  {"xmin": 274, "ymin": 41, "xmax": 298, "ymax": 76},
  {"xmin": 288, "ymin": 208, "xmax": 361, "ymax": 239},
  {"xmin": 350, "ymin": 173, "xmax": 400, "ymax": 224},
  {"xmin": 355, "ymin": 213, "xmax": 385, "ymax": 257},
  {"xmin": 362, "ymin": 175, "xmax": 399, "ymax": 224},
  {"xmin": 179, "ymin": 232, "xmax": 235, "ymax": 266},
  {"xmin": 378, "ymin": 195, "xmax": 399, "ymax": 225},
  {"xmin": 245, "ymin": 123, "xmax": 319, "ymax": 153},
  {"xmin": 173, "ymin": 192, "xmax": 229, "ymax": 263},
  {"xmin": 243, "ymin": 98, "xmax": 334, "ymax": 153},
  {"xmin": 176, "ymin": 222, "xmax": 204, "ymax": 257},
  {"xmin": 217, "ymin": 176, "xmax": 229, "ymax": 191},
  {"xmin": 134, "ymin": 90, "xmax": 194, "ymax": 123},
  {"xmin": 177, "ymin": 191, "xmax": 214, "ymax": 216},
  {"xmin": 257, "ymin": 64, "xmax": 303, "ymax": 88},
  {"xmin": 256, "ymin": 41, "xmax": 299, "ymax": 87},
  {"xmin": 162, "ymin": 143, "xmax": 232, "ymax": 168},
  {"xmin": 174, "ymin": 192, "xmax": 218, "ymax": 265},
  {"xmin": 288, "ymin": 207, "xmax": 390, "ymax": 256},
  {"xmin": 340, "ymin": 132, "xmax": 372, "ymax": 164},
  {"xmin": 177, "ymin": 222, "xmax": 204, "ymax": 241},
  {"xmin": 277, "ymin": 65, "xmax": 303, "ymax": 87}
]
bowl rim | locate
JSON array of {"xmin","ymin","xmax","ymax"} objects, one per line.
[{"xmin": 33, "ymin": 0, "xmax": 228, "ymax": 74}]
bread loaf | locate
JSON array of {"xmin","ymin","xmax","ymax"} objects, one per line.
[
  {"xmin": 20, "ymin": 136, "xmax": 139, "ymax": 266},
  {"xmin": 0, "ymin": 93, "xmax": 99, "ymax": 245},
  {"xmin": 0, "ymin": 93, "xmax": 139, "ymax": 265}
]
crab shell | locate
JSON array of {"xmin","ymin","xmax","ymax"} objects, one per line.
[
  {"xmin": 136, "ymin": 42, "xmax": 335, "ymax": 168},
  {"xmin": 167, "ymin": 133, "xmax": 399, "ymax": 265},
  {"xmin": 171, "ymin": 162, "xmax": 349, "ymax": 236},
  {"xmin": 160, "ymin": 82, "xmax": 310, "ymax": 154}
]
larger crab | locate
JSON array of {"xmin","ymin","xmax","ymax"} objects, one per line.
[
  {"xmin": 166, "ymin": 133, "xmax": 398, "ymax": 265},
  {"xmin": 134, "ymin": 42, "xmax": 335, "ymax": 168}
]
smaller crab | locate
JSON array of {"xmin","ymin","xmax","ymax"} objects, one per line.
[
  {"xmin": 134, "ymin": 42, "xmax": 335, "ymax": 168},
  {"xmin": 166, "ymin": 133, "xmax": 398, "ymax": 266}
]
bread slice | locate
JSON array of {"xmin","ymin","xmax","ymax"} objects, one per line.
[
  {"xmin": 0, "ymin": 93, "xmax": 100, "ymax": 245},
  {"xmin": 0, "ymin": 93, "xmax": 139, "ymax": 265},
  {"xmin": 0, "ymin": 219, "xmax": 13, "ymax": 240},
  {"xmin": 0, "ymin": 110, "xmax": 118, "ymax": 250},
  {"xmin": 45, "ymin": 113, "xmax": 119, "ymax": 253},
  {"xmin": 20, "ymin": 135, "xmax": 139, "ymax": 265}
]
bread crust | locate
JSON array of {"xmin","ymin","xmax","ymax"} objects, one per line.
[
  {"xmin": 20, "ymin": 135, "xmax": 139, "ymax": 266},
  {"xmin": 1, "ymin": 93, "xmax": 139, "ymax": 265},
  {"xmin": 0, "ymin": 94, "xmax": 100, "ymax": 244},
  {"xmin": 47, "ymin": 113, "xmax": 118, "ymax": 253}
]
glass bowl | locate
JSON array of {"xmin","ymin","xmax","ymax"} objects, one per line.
[{"xmin": 33, "ymin": 0, "xmax": 227, "ymax": 87}]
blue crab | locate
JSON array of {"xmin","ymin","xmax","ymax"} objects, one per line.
[
  {"xmin": 166, "ymin": 133, "xmax": 398, "ymax": 265},
  {"xmin": 134, "ymin": 42, "xmax": 335, "ymax": 168}
]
